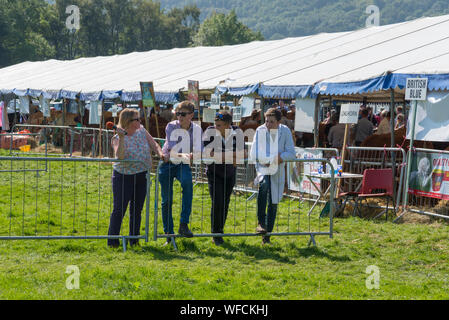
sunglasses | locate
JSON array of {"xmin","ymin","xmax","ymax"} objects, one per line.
[
  {"xmin": 216, "ymin": 113, "xmax": 225, "ymax": 120},
  {"xmin": 131, "ymin": 118, "xmax": 140, "ymax": 122},
  {"xmin": 176, "ymin": 112, "xmax": 192, "ymax": 117}
]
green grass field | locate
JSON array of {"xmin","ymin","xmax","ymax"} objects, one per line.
[{"xmin": 0, "ymin": 150, "xmax": 448, "ymax": 300}]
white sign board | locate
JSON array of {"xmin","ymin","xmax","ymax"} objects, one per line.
[
  {"xmin": 210, "ymin": 94, "xmax": 221, "ymax": 110},
  {"xmin": 232, "ymin": 107, "xmax": 242, "ymax": 123},
  {"xmin": 294, "ymin": 98, "xmax": 316, "ymax": 133},
  {"xmin": 339, "ymin": 104, "xmax": 359, "ymax": 124},
  {"xmin": 405, "ymin": 78, "xmax": 428, "ymax": 101},
  {"xmin": 203, "ymin": 108, "xmax": 216, "ymax": 123},
  {"xmin": 240, "ymin": 96, "xmax": 255, "ymax": 118}
]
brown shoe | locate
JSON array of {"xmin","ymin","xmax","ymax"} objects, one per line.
[{"xmin": 256, "ymin": 224, "xmax": 267, "ymax": 234}]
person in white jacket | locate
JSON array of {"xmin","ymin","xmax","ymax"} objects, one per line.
[{"xmin": 250, "ymin": 108, "xmax": 296, "ymax": 244}]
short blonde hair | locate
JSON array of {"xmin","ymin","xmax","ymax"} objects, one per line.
[{"xmin": 118, "ymin": 108, "xmax": 140, "ymax": 129}]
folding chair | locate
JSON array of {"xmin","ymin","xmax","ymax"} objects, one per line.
[{"xmin": 340, "ymin": 168, "xmax": 396, "ymax": 220}]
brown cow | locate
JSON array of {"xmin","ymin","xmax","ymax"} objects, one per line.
[{"xmin": 361, "ymin": 126, "xmax": 433, "ymax": 149}]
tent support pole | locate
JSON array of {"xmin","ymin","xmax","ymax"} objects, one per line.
[
  {"xmin": 314, "ymin": 95, "xmax": 321, "ymax": 148},
  {"xmin": 63, "ymin": 99, "xmax": 67, "ymax": 154},
  {"xmin": 395, "ymin": 99, "xmax": 418, "ymax": 223},
  {"xmin": 390, "ymin": 89, "xmax": 397, "ymax": 205}
]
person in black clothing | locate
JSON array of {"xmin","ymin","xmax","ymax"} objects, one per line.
[{"xmin": 203, "ymin": 111, "xmax": 245, "ymax": 246}]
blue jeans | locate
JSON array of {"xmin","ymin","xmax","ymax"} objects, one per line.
[
  {"xmin": 257, "ymin": 176, "xmax": 278, "ymax": 233},
  {"xmin": 158, "ymin": 162, "xmax": 193, "ymax": 234}
]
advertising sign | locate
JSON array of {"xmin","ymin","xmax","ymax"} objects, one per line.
[
  {"xmin": 188, "ymin": 80, "xmax": 200, "ymax": 109},
  {"xmin": 287, "ymin": 147, "xmax": 323, "ymax": 196},
  {"xmin": 140, "ymin": 82, "xmax": 156, "ymax": 108},
  {"xmin": 408, "ymin": 151, "xmax": 449, "ymax": 200}
]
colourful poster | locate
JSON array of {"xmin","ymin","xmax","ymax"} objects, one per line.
[
  {"xmin": 140, "ymin": 82, "xmax": 156, "ymax": 108},
  {"xmin": 287, "ymin": 147, "xmax": 323, "ymax": 196},
  {"xmin": 408, "ymin": 151, "xmax": 449, "ymax": 200},
  {"xmin": 188, "ymin": 80, "xmax": 199, "ymax": 109}
]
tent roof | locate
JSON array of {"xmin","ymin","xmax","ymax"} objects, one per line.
[{"xmin": 1, "ymin": 14, "xmax": 449, "ymax": 100}]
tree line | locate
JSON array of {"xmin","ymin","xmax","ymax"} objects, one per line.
[
  {"xmin": 0, "ymin": 0, "xmax": 263, "ymax": 68},
  {"xmin": 160, "ymin": 0, "xmax": 449, "ymax": 40}
]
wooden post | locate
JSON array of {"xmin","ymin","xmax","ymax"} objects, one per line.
[
  {"xmin": 141, "ymin": 102, "xmax": 150, "ymax": 132},
  {"xmin": 337, "ymin": 123, "xmax": 350, "ymax": 198},
  {"xmin": 154, "ymin": 104, "xmax": 160, "ymax": 138}
]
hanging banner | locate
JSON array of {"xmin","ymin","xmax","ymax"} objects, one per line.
[
  {"xmin": 240, "ymin": 96, "xmax": 255, "ymax": 118},
  {"xmin": 210, "ymin": 93, "xmax": 221, "ymax": 110},
  {"xmin": 188, "ymin": 80, "xmax": 200, "ymax": 109},
  {"xmin": 140, "ymin": 82, "xmax": 156, "ymax": 108},
  {"xmin": 294, "ymin": 98, "xmax": 315, "ymax": 133},
  {"xmin": 88, "ymin": 101, "xmax": 101, "ymax": 125},
  {"xmin": 232, "ymin": 106, "xmax": 242, "ymax": 123},
  {"xmin": 406, "ymin": 91, "xmax": 449, "ymax": 142},
  {"xmin": 39, "ymin": 96, "xmax": 50, "ymax": 118},
  {"xmin": 203, "ymin": 108, "xmax": 216, "ymax": 123},
  {"xmin": 0, "ymin": 101, "xmax": 3, "ymax": 128},
  {"xmin": 287, "ymin": 147, "xmax": 323, "ymax": 196},
  {"xmin": 19, "ymin": 96, "xmax": 30, "ymax": 114},
  {"xmin": 408, "ymin": 151, "xmax": 449, "ymax": 200}
]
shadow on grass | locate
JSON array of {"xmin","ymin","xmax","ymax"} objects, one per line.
[
  {"xmin": 133, "ymin": 237, "xmax": 351, "ymax": 265},
  {"xmin": 288, "ymin": 242, "xmax": 352, "ymax": 262},
  {"xmin": 222, "ymin": 241, "xmax": 296, "ymax": 264}
]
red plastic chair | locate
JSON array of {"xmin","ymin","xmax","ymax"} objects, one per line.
[{"xmin": 341, "ymin": 169, "xmax": 396, "ymax": 219}]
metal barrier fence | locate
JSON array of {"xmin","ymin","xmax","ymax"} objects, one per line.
[
  {"xmin": 0, "ymin": 156, "xmax": 152, "ymax": 251},
  {"xmin": 153, "ymin": 158, "xmax": 336, "ymax": 249},
  {"xmin": 399, "ymin": 148, "xmax": 449, "ymax": 220},
  {"xmin": 10, "ymin": 124, "xmax": 114, "ymax": 158},
  {"xmin": 0, "ymin": 132, "xmax": 48, "ymax": 157},
  {"xmin": 345, "ymin": 146, "xmax": 407, "ymax": 210}
]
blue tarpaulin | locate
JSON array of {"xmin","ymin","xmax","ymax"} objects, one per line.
[
  {"xmin": 216, "ymin": 84, "xmax": 259, "ymax": 97},
  {"xmin": 259, "ymin": 85, "xmax": 314, "ymax": 99},
  {"xmin": 314, "ymin": 73, "xmax": 449, "ymax": 96},
  {"xmin": 121, "ymin": 91, "xmax": 179, "ymax": 104}
]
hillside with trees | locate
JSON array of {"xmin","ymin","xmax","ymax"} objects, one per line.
[
  {"xmin": 1, "ymin": 0, "xmax": 449, "ymax": 68},
  {"xmin": 160, "ymin": 0, "xmax": 449, "ymax": 40},
  {"xmin": 0, "ymin": 0, "xmax": 262, "ymax": 68}
]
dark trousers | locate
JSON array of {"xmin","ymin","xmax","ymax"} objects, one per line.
[
  {"xmin": 108, "ymin": 170, "xmax": 147, "ymax": 246},
  {"xmin": 257, "ymin": 176, "xmax": 278, "ymax": 233},
  {"xmin": 207, "ymin": 172, "xmax": 236, "ymax": 235}
]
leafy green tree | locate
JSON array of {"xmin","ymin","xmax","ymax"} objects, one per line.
[
  {"xmin": 0, "ymin": 0, "xmax": 56, "ymax": 66},
  {"xmin": 192, "ymin": 10, "xmax": 264, "ymax": 46},
  {"xmin": 77, "ymin": 0, "xmax": 110, "ymax": 57}
]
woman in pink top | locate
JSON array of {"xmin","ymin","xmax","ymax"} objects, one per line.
[{"xmin": 108, "ymin": 108, "xmax": 163, "ymax": 248}]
